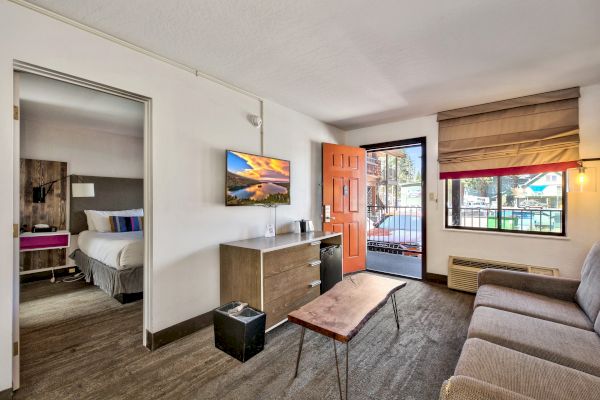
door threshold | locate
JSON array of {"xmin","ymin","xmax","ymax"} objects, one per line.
[{"xmin": 366, "ymin": 267, "xmax": 422, "ymax": 280}]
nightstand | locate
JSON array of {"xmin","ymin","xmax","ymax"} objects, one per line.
[{"xmin": 20, "ymin": 230, "xmax": 71, "ymax": 252}]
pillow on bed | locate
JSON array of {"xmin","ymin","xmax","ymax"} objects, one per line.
[
  {"xmin": 83, "ymin": 210, "xmax": 97, "ymax": 231},
  {"xmin": 86, "ymin": 209, "xmax": 144, "ymax": 232},
  {"xmin": 109, "ymin": 216, "xmax": 143, "ymax": 232}
]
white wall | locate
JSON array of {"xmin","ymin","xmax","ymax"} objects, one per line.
[
  {"xmin": 0, "ymin": 2, "xmax": 344, "ymax": 390},
  {"xmin": 20, "ymin": 119, "xmax": 144, "ymax": 178},
  {"xmin": 346, "ymin": 84, "xmax": 600, "ymax": 280}
]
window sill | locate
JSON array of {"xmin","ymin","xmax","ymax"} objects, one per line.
[{"xmin": 442, "ymin": 227, "xmax": 570, "ymax": 241}]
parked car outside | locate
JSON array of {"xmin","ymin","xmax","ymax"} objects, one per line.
[{"xmin": 367, "ymin": 213, "xmax": 422, "ymax": 255}]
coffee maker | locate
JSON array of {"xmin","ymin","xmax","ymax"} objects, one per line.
[{"xmin": 294, "ymin": 219, "xmax": 314, "ymax": 233}]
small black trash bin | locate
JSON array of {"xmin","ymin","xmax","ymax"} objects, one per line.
[{"xmin": 213, "ymin": 301, "xmax": 266, "ymax": 362}]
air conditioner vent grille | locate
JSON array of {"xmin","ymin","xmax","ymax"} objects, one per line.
[
  {"xmin": 451, "ymin": 257, "xmax": 528, "ymax": 272},
  {"xmin": 447, "ymin": 256, "xmax": 557, "ymax": 293}
]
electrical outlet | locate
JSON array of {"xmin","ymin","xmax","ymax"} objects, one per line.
[{"xmin": 68, "ymin": 268, "xmax": 76, "ymax": 273}]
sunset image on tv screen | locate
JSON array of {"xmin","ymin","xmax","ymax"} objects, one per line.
[{"xmin": 226, "ymin": 151, "xmax": 290, "ymax": 206}]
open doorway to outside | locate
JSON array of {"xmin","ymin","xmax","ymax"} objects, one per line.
[{"xmin": 362, "ymin": 138, "xmax": 426, "ymax": 279}]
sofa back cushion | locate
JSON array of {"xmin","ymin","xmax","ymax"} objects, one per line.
[{"xmin": 576, "ymin": 242, "xmax": 600, "ymax": 324}]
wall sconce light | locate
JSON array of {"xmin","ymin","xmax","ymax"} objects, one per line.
[
  {"xmin": 567, "ymin": 159, "xmax": 599, "ymax": 193},
  {"xmin": 71, "ymin": 183, "xmax": 95, "ymax": 198},
  {"xmin": 33, "ymin": 176, "xmax": 95, "ymax": 203}
]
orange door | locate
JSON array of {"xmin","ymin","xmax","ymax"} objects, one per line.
[{"xmin": 322, "ymin": 143, "xmax": 366, "ymax": 274}]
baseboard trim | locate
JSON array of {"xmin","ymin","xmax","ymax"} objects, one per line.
[
  {"xmin": 146, "ymin": 310, "xmax": 213, "ymax": 351},
  {"xmin": 425, "ymin": 273, "xmax": 448, "ymax": 285},
  {"xmin": 0, "ymin": 387, "xmax": 12, "ymax": 400}
]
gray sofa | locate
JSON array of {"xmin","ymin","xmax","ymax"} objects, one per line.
[{"xmin": 440, "ymin": 242, "xmax": 600, "ymax": 400}]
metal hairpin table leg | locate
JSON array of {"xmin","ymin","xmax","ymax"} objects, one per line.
[
  {"xmin": 333, "ymin": 339, "xmax": 343, "ymax": 400},
  {"xmin": 294, "ymin": 327, "xmax": 306, "ymax": 378},
  {"xmin": 391, "ymin": 293, "xmax": 399, "ymax": 330},
  {"xmin": 346, "ymin": 341, "xmax": 349, "ymax": 400}
]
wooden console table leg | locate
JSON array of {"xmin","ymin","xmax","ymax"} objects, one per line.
[{"xmin": 294, "ymin": 327, "xmax": 306, "ymax": 379}]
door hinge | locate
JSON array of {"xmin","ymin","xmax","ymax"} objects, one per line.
[
  {"xmin": 13, "ymin": 341, "xmax": 19, "ymax": 357},
  {"xmin": 13, "ymin": 224, "xmax": 19, "ymax": 238},
  {"xmin": 13, "ymin": 105, "xmax": 19, "ymax": 120}
]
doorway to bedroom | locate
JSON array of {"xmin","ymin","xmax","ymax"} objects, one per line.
[{"xmin": 12, "ymin": 64, "xmax": 151, "ymax": 393}]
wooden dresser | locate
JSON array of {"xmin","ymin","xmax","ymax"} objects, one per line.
[{"xmin": 220, "ymin": 231, "xmax": 343, "ymax": 330}]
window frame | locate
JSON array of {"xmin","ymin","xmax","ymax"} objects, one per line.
[{"xmin": 444, "ymin": 172, "xmax": 567, "ymax": 237}]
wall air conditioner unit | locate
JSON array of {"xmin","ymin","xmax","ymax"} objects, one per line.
[{"xmin": 447, "ymin": 256, "xmax": 559, "ymax": 293}]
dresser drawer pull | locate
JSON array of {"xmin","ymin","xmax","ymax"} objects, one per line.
[
  {"xmin": 309, "ymin": 280, "xmax": 321, "ymax": 288},
  {"xmin": 310, "ymin": 241, "xmax": 321, "ymax": 246},
  {"xmin": 309, "ymin": 260, "xmax": 322, "ymax": 267}
]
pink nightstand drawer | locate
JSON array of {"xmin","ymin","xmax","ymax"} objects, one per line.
[{"xmin": 20, "ymin": 233, "xmax": 70, "ymax": 251}]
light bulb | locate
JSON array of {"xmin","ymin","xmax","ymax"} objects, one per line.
[{"xmin": 578, "ymin": 172, "xmax": 586, "ymax": 185}]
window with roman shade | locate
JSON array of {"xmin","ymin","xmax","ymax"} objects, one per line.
[{"xmin": 437, "ymin": 87, "xmax": 580, "ymax": 179}]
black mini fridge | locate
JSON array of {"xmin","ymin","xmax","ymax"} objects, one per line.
[{"xmin": 320, "ymin": 244, "xmax": 342, "ymax": 294}]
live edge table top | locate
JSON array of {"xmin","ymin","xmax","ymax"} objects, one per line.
[{"xmin": 288, "ymin": 273, "xmax": 406, "ymax": 343}]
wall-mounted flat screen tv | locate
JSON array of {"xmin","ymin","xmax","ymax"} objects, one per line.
[{"xmin": 226, "ymin": 150, "xmax": 290, "ymax": 206}]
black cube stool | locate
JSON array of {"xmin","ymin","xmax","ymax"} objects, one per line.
[{"xmin": 214, "ymin": 301, "xmax": 266, "ymax": 362}]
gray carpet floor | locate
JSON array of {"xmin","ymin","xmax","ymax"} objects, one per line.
[{"xmin": 16, "ymin": 273, "xmax": 473, "ymax": 400}]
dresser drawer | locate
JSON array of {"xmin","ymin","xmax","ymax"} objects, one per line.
[
  {"xmin": 264, "ymin": 285, "xmax": 320, "ymax": 328},
  {"xmin": 264, "ymin": 263, "xmax": 320, "ymax": 304},
  {"xmin": 263, "ymin": 241, "xmax": 321, "ymax": 278}
]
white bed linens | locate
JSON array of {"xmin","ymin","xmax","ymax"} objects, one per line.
[{"xmin": 78, "ymin": 230, "xmax": 143, "ymax": 270}]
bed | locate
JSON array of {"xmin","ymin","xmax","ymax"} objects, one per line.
[{"xmin": 69, "ymin": 175, "xmax": 144, "ymax": 303}]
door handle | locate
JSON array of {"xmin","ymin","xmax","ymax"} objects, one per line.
[
  {"xmin": 309, "ymin": 260, "xmax": 321, "ymax": 267},
  {"xmin": 308, "ymin": 280, "xmax": 321, "ymax": 288}
]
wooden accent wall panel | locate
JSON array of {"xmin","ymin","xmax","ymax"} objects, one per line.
[{"xmin": 20, "ymin": 159, "xmax": 67, "ymax": 272}]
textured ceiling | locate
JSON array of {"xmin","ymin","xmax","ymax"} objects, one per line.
[
  {"xmin": 23, "ymin": 0, "xmax": 600, "ymax": 130},
  {"xmin": 20, "ymin": 72, "xmax": 144, "ymax": 137}
]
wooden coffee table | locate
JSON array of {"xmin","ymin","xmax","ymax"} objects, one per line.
[{"xmin": 288, "ymin": 273, "xmax": 406, "ymax": 400}]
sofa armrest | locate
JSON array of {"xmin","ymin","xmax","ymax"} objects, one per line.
[
  {"xmin": 478, "ymin": 269, "xmax": 580, "ymax": 302},
  {"xmin": 440, "ymin": 376, "xmax": 534, "ymax": 400}
]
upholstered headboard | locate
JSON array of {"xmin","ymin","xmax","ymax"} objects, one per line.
[{"xmin": 70, "ymin": 175, "xmax": 143, "ymax": 234}]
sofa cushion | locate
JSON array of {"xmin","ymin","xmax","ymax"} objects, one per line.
[
  {"xmin": 468, "ymin": 306, "xmax": 600, "ymax": 376},
  {"xmin": 596, "ymin": 311, "xmax": 600, "ymax": 335},
  {"xmin": 475, "ymin": 284, "xmax": 593, "ymax": 330},
  {"xmin": 440, "ymin": 376, "xmax": 534, "ymax": 400},
  {"xmin": 455, "ymin": 338, "xmax": 600, "ymax": 400},
  {"xmin": 576, "ymin": 241, "xmax": 600, "ymax": 324}
]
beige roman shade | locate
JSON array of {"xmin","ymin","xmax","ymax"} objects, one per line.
[{"xmin": 437, "ymin": 87, "xmax": 580, "ymax": 179}]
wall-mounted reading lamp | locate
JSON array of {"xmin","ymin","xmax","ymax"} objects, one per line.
[
  {"xmin": 32, "ymin": 175, "xmax": 95, "ymax": 203},
  {"xmin": 567, "ymin": 158, "xmax": 600, "ymax": 193}
]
